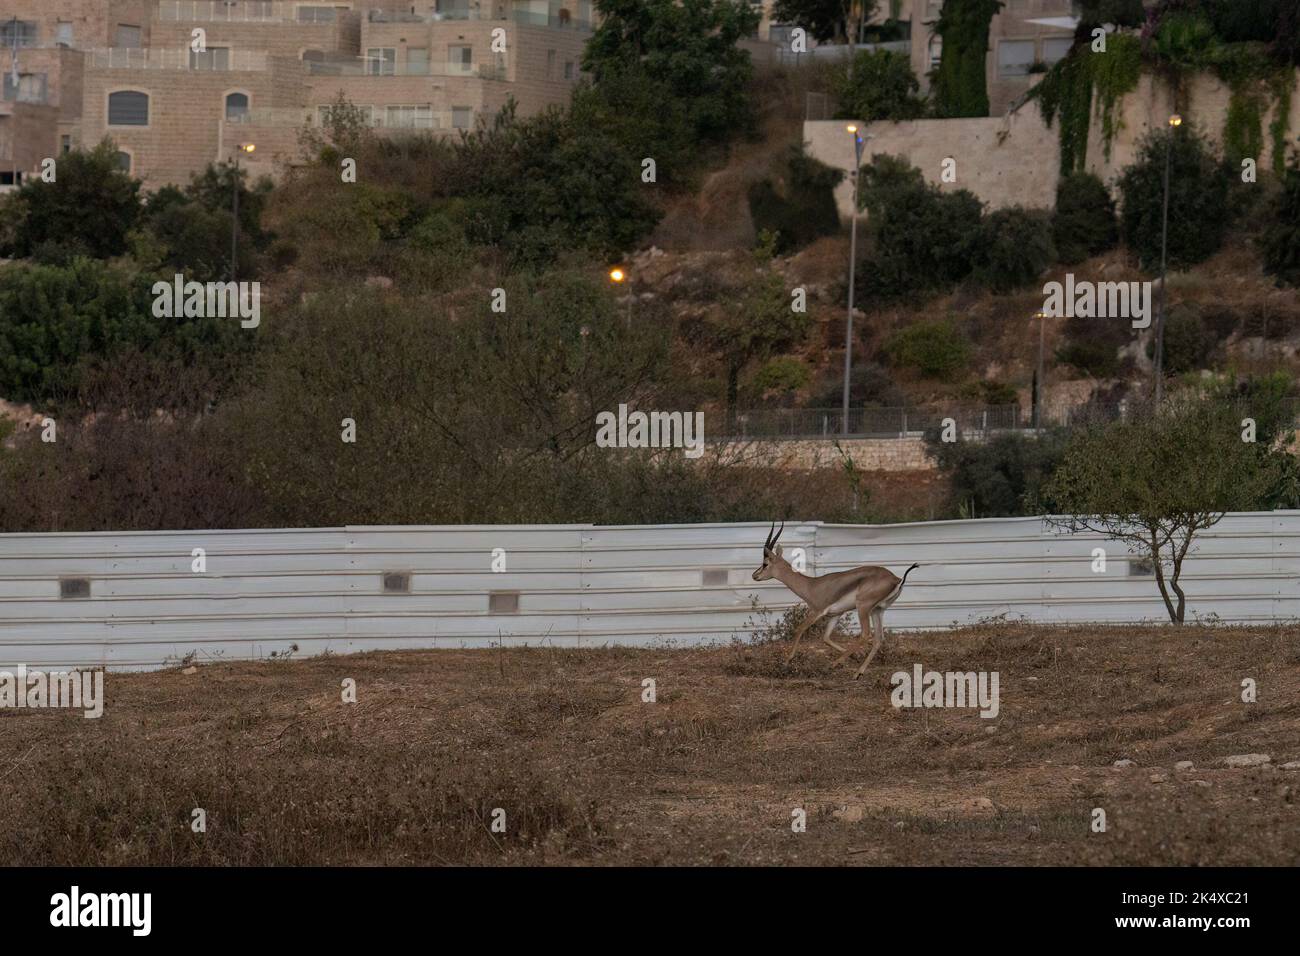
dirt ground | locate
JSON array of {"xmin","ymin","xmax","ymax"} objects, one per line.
[{"xmin": 2, "ymin": 621, "xmax": 1298, "ymax": 866}]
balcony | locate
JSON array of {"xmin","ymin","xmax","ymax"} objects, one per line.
[
  {"xmin": 367, "ymin": 5, "xmax": 591, "ymax": 31},
  {"xmin": 157, "ymin": 1, "xmax": 341, "ymax": 23},
  {"xmin": 307, "ymin": 56, "xmax": 506, "ymax": 80},
  {"xmin": 88, "ymin": 48, "xmax": 269, "ymax": 71}
]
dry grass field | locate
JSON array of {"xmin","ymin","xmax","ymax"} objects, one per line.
[{"xmin": 3, "ymin": 620, "xmax": 1298, "ymax": 866}]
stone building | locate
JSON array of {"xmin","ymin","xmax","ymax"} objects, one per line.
[{"xmin": 1, "ymin": 0, "xmax": 593, "ymax": 190}]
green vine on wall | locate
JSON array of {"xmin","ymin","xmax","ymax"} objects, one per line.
[
  {"xmin": 1031, "ymin": 33, "xmax": 1142, "ymax": 176},
  {"xmin": 1268, "ymin": 69, "xmax": 1295, "ymax": 175},
  {"xmin": 1214, "ymin": 42, "xmax": 1294, "ymax": 173}
]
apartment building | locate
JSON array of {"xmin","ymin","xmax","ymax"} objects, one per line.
[{"xmin": 1, "ymin": 0, "xmax": 593, "ymax": 190}]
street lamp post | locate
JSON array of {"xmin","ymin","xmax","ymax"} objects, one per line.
[
  {"xmin": 1034, "ymin": 310, "xmax": 1047, "ymax": 432},
  {"xmin": 842, "ymin": 124, "xmax": 868, "ymax": 436},
  {"xmin": 1154, "ymin": 113, "xmax": 1181, "ymax": 405},
  {"xmin": 609, "ymin": 266, "xmax": 630, "ymax": 327},
  {"xmin": 231, "ymin": 142, "xmax": 255, "ymax": 282}
]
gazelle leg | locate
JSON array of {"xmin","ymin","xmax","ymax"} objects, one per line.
[
  {"xmin": 853, "ymin": 606, "xmax": 886, "ymax": 680},
  {"xmin": 819, "ymin": 613, "xmax": 847, "ymax": 656},
  {"xmin": 784, "ymin": 607, "xmax": 827, "ymax": 664},
  {"xmin": 832, "ymin": 612, "xmax": 865, "ymax": 665}
]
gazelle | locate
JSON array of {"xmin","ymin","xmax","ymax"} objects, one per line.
[{"xmin": 752, "ymin": 521, "xmax": 918, "ymax": 679}]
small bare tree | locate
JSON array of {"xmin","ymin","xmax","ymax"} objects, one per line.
[{"xmin": 1044, "ymin": 393, "xmax": 1290, "ymax": 623}]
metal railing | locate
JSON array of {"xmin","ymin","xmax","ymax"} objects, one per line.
[
  {"xmin": 711, "ymin": 400, "xmax": 1300, "ymax": 440},
  {"xmin": 367, "ymin": 7, "xmax": 592, "ymax": 30},
  {"xmin": 157, "ymin": 1, "xmax": 341, "ymax": 23},
  {"xmin": 87, "ymin": 48, "xmax": 269, "ymax": 71},
  {"xmin": 306, "ymin": 56, "xmax": 505, "ymax": 79}
]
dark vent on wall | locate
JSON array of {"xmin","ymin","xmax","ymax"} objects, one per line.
[
  {"xmin": 59, "ymin": 578, "xmax": 90, "ymax": 599},
  {"xmin": 382, "ymin": 571, "xmax": 411, "ymax": 593},
  {"xmin": 702, "ymin": 568, "xmax": 729, "ymax": 586},
  {"xmin": 489, "ymin": 591, "xmax": 519, "ymax": 614},
  {"xmin": 1128, "ymin": 558, "xmax": 1155, "ymax": 577}
]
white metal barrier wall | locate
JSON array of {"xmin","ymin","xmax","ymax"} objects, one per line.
[{"xmin": 1, "ymin": 513, "xmax": 1297, "ymax": 670}]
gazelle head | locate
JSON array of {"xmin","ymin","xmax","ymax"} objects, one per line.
[{"xmin": 752, "ymin": 520, "xmax": 786, "ymax": 581}]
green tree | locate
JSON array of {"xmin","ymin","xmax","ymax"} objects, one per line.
[
  {"xmin": 1044, "ymin": 394, "xmax": 1287, "ymax": 623},
  {"xmin": 746, "ymin": 147, "xmax": 843, "ymax": 253},
  {"xmin": 833, "ymin": 49, "xmax": 927, "ymax": 121},
  {"xmin": 927, "ymin": 429, "xmax": 1070, "ymax": 518},
  {"xmin": 702, "ymin": 236, "xmax": 810, "ymax": 416},
  {"xmin": 232, "ymin": 269, "xmax": 674, "ymax": 525},
  {"xmin": 931, "ymin": 0, "xmax": 1004, "ymax": 118},
  {"xmin": 1076, "ymin": 0, "xmax": 1146, "ymax": 29},
  {"xmin": 1260, "ymin": 159, "xmax": 1300, "ymax": 287},
  {"xmin": 771, "ymin": 0, "xmax": 878, "ymax": 44},
  {"xmin": 452, "ymin": 102, "xmax": 660, "ymax": 266},
  {"xmin": 582, "ymin": 0, "xmax": 759, "ymax": 151},
  {"xmin": 139, "ymin": 164, "xmax": 274, "ymax": 281},
  {"xmin": 1117, "ymin": 123, "xmax": 1229, "ymax": 271},
  {"xmin": 858, "ymin": 154, "xmax": 984, "ymax": 298},
  {"xmin": 1, "ymin": 141, "xmax": 142, "ymax": 260}
]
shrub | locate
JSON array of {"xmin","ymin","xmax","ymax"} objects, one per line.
[
  {"xmin": 883, "ymin": 318, "xmax": 970, "ymax": 381},
  {"xmin": 1, "ymin": 141, "xmax": 142, "ymax": 260},
  {"xmin": 1056, "ymin": 313, "xmax": 1131, "ymax": 378},
  {"xmin": 832, "ymin": 49, "xmax": 927, "ymax": 122},
  {"xmin": 1260, "ymin": 160, "xmax": 1300, "ymax": 287},
  {"xmin": 451, "ymin": 103, "xmax": 660, "ymax": 266},
  {"xmin": 746, "ymin": 148, "xmax": 843, "ymax": 254},
  {"xmin": 973, "ymin": 206, "xmax": 1056, "ymax": 292},
  {"xmin": 1053, "ymin": 172, "xmax": 1118, "ymax": 264},
  {"xmin": 743, "ymin": 356, "xmax": 812, "ymax": 402},
  {"xmin": 1152, "ymin": 307, "xmax": 1216, "ymax": 374},
  {"xmin": 1117, "ymin": 124, "xmax": 1229, "ymax": 271},
  {"xmin": 926, "ymin": 429, "xmax": 1071, "ymax": 518},
  {"xmin": 859, "ymin": 154, "xmax": 983, "ymax": 299},
  {"xmin": 812, "ymin": 362, "xmax": 905, "ymax": 408},
  {"xmin": 0, "ymin": 259, "xmax": 246, "ymax": 405}
]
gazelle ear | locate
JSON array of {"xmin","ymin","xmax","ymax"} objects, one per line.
[{"xmin": 774, "ymin": 544, "xmax": 784, "ymax": 557}]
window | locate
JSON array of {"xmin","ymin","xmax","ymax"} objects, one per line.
[
  {"xmin": 190, "ymin": 47, "xmax": 230, "ymax": 70},
  {"xmin": 297, "ymin": 5, "xmax": 337, "ymax": 22},
  {"xmin": 225, "ymin": 92, "xmax": 250, "ymax": 121},
  {"xmin": 302, "ymin": 49, "xmax": 326, "ymax": 63},
  {"xmin": 366, "ymin": 48, "xmax": 396, "ymax": 75},
  {"xmin": 384, "ymin": 105, "xmax": 433, "ymax": 129},
  {"xmin": 447, "ymin": 45, "xmax": 472, "ymax": 75},
  {"xmin": 546, "ymin": 49, "xmax": 555, "ymax": 79},
  {"xmin": 113, "ymin": 152, "xmax": 131, "ymax": 173},
  {"xmin": 0, "ymin": 20, "xmax": 37, "ymax": 48},
  {"xmin": 60, "ymin": 135, "xmax": 72, "ymax": 154},
  {"xmin": 108, "ymin": 90, "xmax": 149, "ymax": 126},
  {"xmin": 435, "ymin": 0, "xmax": 471, "ymax": 20},
  {"xmin": 56, "ymin": 21, "xmax": 74, "ymax": 47},
  {"xmin": 451, "ymin": 106, "xmax": 471, "ymax": 129},
  {"xmin": 563, "ymin": 60, "xmax": 574, "ymax": 80},
  {"xmin": 928, "ymin": 33, "xmax": 943, "ymax": 71},
  {"xmin": 998, "ymin": 39, "xmax": 1036, "ymax": 77},
  {"xmin": 115, "ymin": 24, "xmax": 143, "ymax": 48},
  {"xmin": 3, "ymin": 73, "xmax": 47, "ymax": 104},
  {"xmin": 1042, "ymin": 36, "xmax": 1073, "ymax": 66},
  {"xmin": 406, "ymin": 47, "xmax": 429, "ymax": 74}
]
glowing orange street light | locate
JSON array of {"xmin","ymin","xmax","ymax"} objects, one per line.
[{"xmin": 608, "ymin": 267, "xmax": 625, "ymax": 283}]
